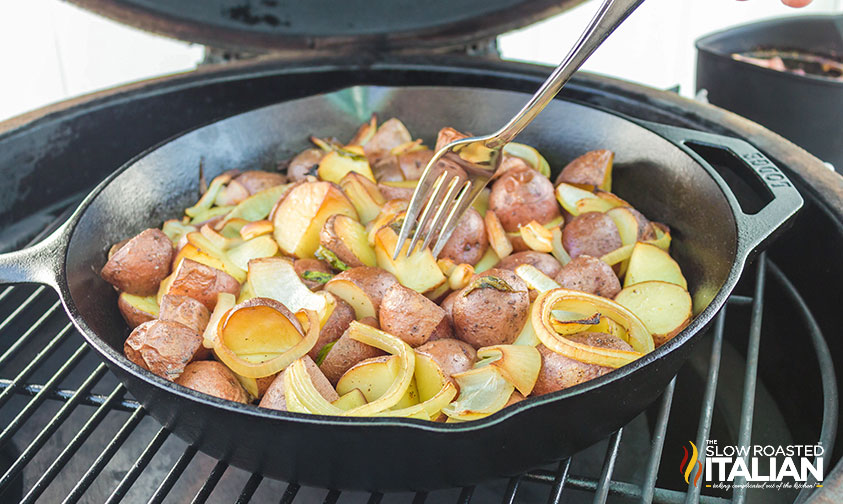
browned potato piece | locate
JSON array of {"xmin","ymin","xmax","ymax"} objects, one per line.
[
  {"xmin": 176, "ymin": 361, "xmax": 249, "ymax": 403},
  {"xmin": 532, "ymin": 333, "xmax": 632, "ymax": 395},
  {"xmin": 504, "ymin": 390, "xmax": 526, "ymax": 408},
  {"xmin": 438, "ymin": 208, "xmax": 489, "ymax": 266},
  {"xmin": 108, "ymin": 238, "xmax": 130, "ymax": 260},
  {"xmin": 554, "ymin": 149, "xmax": 614, "ymax": 191},
  {"xmin": 377, "ymin": 183, "xmax": 415, "ymax": 201},
  {"xmin": 307, "ymin": 297, "xmax": 355, "ymax": 360},
  {"xmin": 497, "ymin": 251, "xmax": 562, "ymax": 279},
  {"xmin": 293, "ymin": 259, "xmax": 333, "ymax": 291},
  {"xmin": 398, "ymin": 149, "xmax": 434, "ymax": 180},
  {"xmin": 435, "ymin": 127, "xmax": 469, "ymax": 151},
  {"xmin": 372, "ymin": 156, "xmax": 406, "ymax": 183},
  {"xmin": 117, "ymin": 293, "xmax": 158, "ymax": 329},
  {"xmin": 319, "ymin": 326, "xmax": 387, "ymax": 385},
  {"xmin": 554, "ymin": 255, "xmax": 622, "ymax": 299},
  {"xmin": 319, "ymin": 214, "xmax": 376, "ymax": 268},
  {"xmin": 452, "ymin": 268, "xmax": 530, "ymax": 348},
  {"xmin": 260, "ymin": 356, "xmax": 339, "ymax": 411},
  {"xmin": 627, "ymin": 207, "xmax": 656, "ymax": 241},
  {"xmin": 286, "ymin": 148, "xmax": 324, "ymax": 181},
  {"xmin": 234, "ymin": 170, "xmax": 287, "ymax": 195},
  {"xmin": 379, "ymin": 284, "xmax": 452, "ymax": 347},
  {"xmin": 324, "ymin": 266, "xmax": 399, "ymax": 319},
  {"xmin": 439, "ymin": 290, "xmax": 459, "ymax": 327},
  {"xmin": 101, "ymin": 228, "xmax": 174, "ymax": 295},
  {"xmin": 364, "ymin": 118, "xmax": 413, "ymax": 161},
  {"xmin": 415, "ymin": 338, "xmax": 476, "ymax": 381},
  {"xmin": 489, "ymin": 166, "xmax": 560, "ymax": 233},
  {"xmin": 124, "ymin": 320, "xmax": 205, "ymax": 381},
  {"xmin": 562, "ymin": 212, "xmax": 622, "ymax": 259},
  {"xmin": 167, "ymin": 259, "xmax": 240, "ymax": 311},
  {"xmin": 159, "ymin": 294, "xmax": 211, "ymax": 333}
]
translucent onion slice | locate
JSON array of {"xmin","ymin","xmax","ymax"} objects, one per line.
[
  {"xmin": 442, "ymin": 366, "xmax": 514, "ymax": 421},
  {"xmin": 514, "ymin": 264, "xmax": 560, "ymax": 293},
  {"xmin": 247, "ymin": 257, "xmax": 328, "ymax": 315},
  {"xmin": 227, "ymin": 235, "xmax": 279, "ymax": 271},
  {"xmin": 550, "ymin": 310, "xmax": 602, "ymax": 335},
  {"xmin": 601, "ymin": 244, "xmax": 634, "ymax": 266},
  {"xmin": 284, "ymin": 358, "xmax": 344, "ymax": 415},
  {"xmin": 550, "ymin": 227, "xmax": 572, "ymax": 266},
  {"xmin": 502, "ymin": 143, "xmax": 551, "ymax": 178},
  {"xmin": 532, "ymin": 289, "xmax": 653, "ymax": 368},
  {"xmin": 214, "ymin": 308, "xmax": 319, "ymax": 378},
  {"xmin": 185, "ymin": 173, "xmax": 231, "ymax": 218},
  {"xmin": 202, "ymin": 292, "xmax": 236, "ymax": 349},
  {"xmin": 513, "ymin": 313, "xmax": 540, "ymax": 346},
  {"xmin": 343, "ymin": 321, "xmax": 415, "ymax": 416},
  {"xmin": 218, "ymin": 183, "xmax": 291, "ymax": 227},
  {"xmin": 476, "ymin": 345, "xmax": 541, "ymax": 396},
  {"xmin": 381, "ymin": 382, "xmax": 457, "ymax": 420}
]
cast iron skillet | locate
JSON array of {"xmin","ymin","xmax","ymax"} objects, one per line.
[{"xmin": 0, "ymin": 86, "xmax": 801, "ymax": 490}]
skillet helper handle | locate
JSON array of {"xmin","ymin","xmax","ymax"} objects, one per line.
[
  {"xmin": 0, "ymin": 223, "xmax": 69, "ymax": 289},
  {"xmin": 639, "ymin": 121, "xmax": 803, "ymax": 262}
]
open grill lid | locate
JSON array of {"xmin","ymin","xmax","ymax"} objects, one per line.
[{"xmin": 68, "ymin": 0, "xmax": 586, "ymax": 53}]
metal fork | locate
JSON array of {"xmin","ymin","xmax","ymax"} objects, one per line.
[{"xmin": 393, "ymin": 0, "xmax": 646, "ymax": 259}]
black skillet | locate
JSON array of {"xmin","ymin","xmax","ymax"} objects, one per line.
[{"xmin": 0, "ymin": 86, "xmax": 801, "ymax": 490}]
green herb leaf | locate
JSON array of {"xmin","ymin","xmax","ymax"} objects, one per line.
[
  {"xmin": 462, "ymin": 276, "xmax": 515, "ymax": 297},
  {"xmin": 315, "ymin": 341, "xmax": 336, "ymax": 366},
  {"xmin": 314, "ymin": 246, "xmax": 349, "ymax": 271},
  {"xmin": 302, "ymin": 270, "xmax": 333, "ymax": 284}
]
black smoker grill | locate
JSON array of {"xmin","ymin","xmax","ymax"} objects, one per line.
[{"xmin": 1, "ymin": 2, "xmax": 842, "ymax": 503}]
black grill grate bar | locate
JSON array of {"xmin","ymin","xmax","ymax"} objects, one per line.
[
  {"xmin": 0, "ymin": 342, "xmax": 89, "ymax": 447},
  {"xmin": 0, "ymin": 285, "xmax": 15, "ymax": 304},
  {"xmin": 457, "ymin": 486, "xmax": 475, "ymax": 504},
  {"xmin": 280, "ymin": 483, "xmax": 302, "ymax": 504},
  {"xmin": 147, "ymin": 445, "xmax": 197, "ymax": 504},
  {"xmin": 639, "ymin": 378, "xmax": 677, "ymax": 504},
  {"xmin": 731, "ymin": 254, "xmax": 767, "ymax": 503},
  {"xmin": 190, "ymin": 460, "xmax": 228, "ymax": 504},
  {"xmin": 61, "ymin": 406, "xmax": 147, "ymax": 504},
  {"xmin": 323, "ymin": 489, "xmax": 342, "ymax": 504},
  {"xmin": 593, "ymin": 429, "xmax": 623, "ymax": 504},
  {"xmin": 727, "ymin": 295, "xmax": 753, "ymax": 306},
  {"xmin": 21, "ymin": 383, "xmax": 130, "ymax": 504},
  {"xmin": 0, "ymin": 379, "xmax": 141, "ymax": 410},
  {"xmin": 0, "ymin": 362, "xmax": 108, "ymax": 488},
  {"xmin": 546, "ymin": 458, "xmax": 571, "ymax": 504},
  {"xmin": 0, "ymin": 322, "xmax": 74, "ymax": 409},
  {"xmin": 0, "ymin": 297, "xmax": 60, "ymax": 367},
  {"xmin": 683, "ymin": 306, "xmax": 727, "ymax": 504},
  {"xmin": 0, "ymin": 286, "xmax": 48, "ymax": 336},
  {"xmin": 104, "ymin": 426, "xmax": 170, "ymax": 504},
  {"xmin": 236, "ymin": 472, "xmax": 263, "ymax": 503},
  {"xmin": 501, "ymin": 475, "xmax": 522, "ymax": 504}
]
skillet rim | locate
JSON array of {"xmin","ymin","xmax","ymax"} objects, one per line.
[{"xmin": 55, "ymin": 84, "xmax": 744, "ymax": 431}]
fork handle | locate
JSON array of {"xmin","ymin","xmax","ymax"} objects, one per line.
[{"xmin": 488, "ymin": 0, "xmax": 646, "ymax": 149}]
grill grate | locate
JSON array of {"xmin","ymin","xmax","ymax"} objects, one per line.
[{"xmin": 0, "ymin": 250, "xmax": 836, "ymax": 503}]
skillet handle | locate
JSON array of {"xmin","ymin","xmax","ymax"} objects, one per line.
[
  {"xmin": 636, "ymin": 121, "xmax": 803, "ymax": 263},
  {"xmin": 0, "ymin": 223, "xmax": 69, "ymax": 290}
]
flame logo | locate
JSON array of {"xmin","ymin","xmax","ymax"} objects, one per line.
[{"xmin": 680, "ymin": 441, "xmax": 703, "ymax": 487}]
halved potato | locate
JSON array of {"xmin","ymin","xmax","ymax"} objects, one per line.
[
  {"xmin": 615, "ymin": 280, "xmax": 692, "ymax": 347},
  {"xmin": 379, "ymin": 283, "xmax": 452, "ymax": 347},
  {"xmin": 336, "ymin": 355, "xmax": 419, "ymax": 409},
  {"xmin": 318, "ymin": 145, "xmax": 376, "ymax": 183},
  {"xmin": 339, "ymin": 171, "xmax": 386, "ymax": 224},
  {"xmin": 319, "ymin": 321, "xmax": 387, "ymax": 385},
  {"xmin": 332, "ymin": 388, "xmax": 368, "ymax": 410},
  {"xmin": 624, "ymin": 242, "xmax": 687, "ymax": 289},
  {"xmin": 554, "ymin": 149, "xmax": 614, "ymax": 191},
  {"xmin": 159, "ymin": 294, "xmax": 210, "ymax": 333},
  {"xmin": 101, "ymin": 228, "xmax": 174, "ymax": 296},
  {"xmin": 218, "ymin": 297, "xmax": 303, "ymax": 359},
  {"xmin": 320, "ymin": 214, "xmax": 376, "ymax": 268},
  {"xmin": 272, "ymin": 181, "xmax": 358, "ymax": 258},
  {"xmin": 117, "ymin": 293, "xmax": 159, "ymax": 329},
  {"xmin": 324, "ymin": 266, "xmax": 399, "ymax": 319},
  {"xmin": 366, "ymin": 199, "xmax": 409, "ymax": 246},
  {"xmin": 373, "ymin": 224, "xmax": 446, "ymax": 295},
  {"xmin": 166, "ymin": 259, "xmax": 240, "ymax": 311}
]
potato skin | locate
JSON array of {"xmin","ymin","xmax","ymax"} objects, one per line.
[
  {"xmin": 554, "ymin": 255, "xmax": 621, "ymax": 298},
  {"xmin": 260, "ymin": 356, "xmax": 339, "ymax": 411},
  {"xmin": 554, "ymin": 149, "xmax": 613, "ymax": 189},
  {"xmin": 377, "ymin": 183, "xmax": 415, "ymax": 201},
  {"xmin": 379, "ymin": 284, "xmax": 452, "ymax": 347},
  {"xmin": 326, "ymin": 266, "xmax": 399, "ymax": 315},
  {"xmin": 176, "ymin": 361, "xmax": 249, "ymax": 404},
  {"xmin": 398, "ymin": 149, "xmax": 434, "ymax": 180},
  {"xmin": 497, "ymin": 251, "xmax": 563, "ymax": 279},
  {"xmin": 438, "ymin": 208, "xmax": 489, "ymax": 266},
  {"xmin": 627, "ymin": 207, "xmax": 656, "ymax": 241},
  {"xmin": 489, "ymin": 166, "xmax": 560, "ymax": 233},
  {"xmin": 319, "ymin": 319, "xmax": 386, "ymax": 385},
  {"xmin": 307, "ymin": 297, "xmax": 355, "ymax": 360},
  {"xmin": 532, "ymin": 333, "xmax": 633, "ymax": 396},
  {"xmin": 124, "ymin": 320, "xmax": 205, "ymax": 381},
  {"xmin": 452, "ymin": 268, "xmax": 530, "ymax": 348},
  {"xmin": 562, "ymin": 212, "xmax": 622, "ymax": 259},
  {"xmin": 286, "ymin": 148, "xmax": 323, "ymax": 181},
  {"xmin": 167, "ymin": 259, "xmax": 240, "ymax": 311},
  {"xmin": 439, "ymin": 290, "xmax": 459, "ymax": 327},
  {"xmin": 415, "ymin": 338, "xmax": 476, "ymax": 381},
  {"xmin": 293, "ymin": 259, "xmax": 333, "ymax": 291},
  {"xmin": 101, "ymin": 228, "xmax": 173, "ymax": 295},
  {"xmin": 319, "ymin": 214, "xmax": 367, "ymax": 268},
  {"xmin": 159, "ymin": 294, "xmax": 210, "ymax": 333},
  {"xmin": 234, "ymin": 170, "xmax": 286, "ymax": 195},
  {"xmin": 117, "ymin": 293, "xmax": 157, "ymax": 329}
]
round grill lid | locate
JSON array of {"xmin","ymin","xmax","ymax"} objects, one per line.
[{"xmin": 69, "ymin": 0, "xmax": 585, "ymax": 53}]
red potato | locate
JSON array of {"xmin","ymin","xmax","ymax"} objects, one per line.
[
  {"xmin": 532, "ymin": 333, "xmax": 633, "ymax": 396},
  {"xmin": 489, "ymin": 166, "xmax": 560, "ymax": 233},
  {"xmin": 234, "ymin": 170, "xmax": 287, "ymax": 195},
  {"xmin": 379, "ymin": 283, "xmax": 452, "ymax": 347},
  {"xmin": 307, "ymin": 297, "xmax": 355, "ymax": 360},
  {"xmin": 324, "ymin": 266, "xmax": 399, "ymax": 319},
  {"xmin": 319, "ymin": 320, "xmax": 387, "ymax": 385},
  {"xmin": 260, "ymin": 356, "xmax": 339, "ymax": 411},
  {"xmin": 497, "ymin": 251, "xmax": 562, "ymax": 279},
  {"xmin": 364, "ymin": 118, "xmax": 413, "ymax": 161},
  {"xmin": 377, "ymin": 182, "xmax": 415, "ymax": 201},
  {"xmin": 415, "ymin": 338, "xmax": 476, "ymax": 381},
  {"xmin": 626, "ymin": 207, "xmax": 657, "ymax": 241},
  {"xmin": 101, "ymin": 228, "xmax": 174, "ymax": 296},
  {"xmin": 439, "ymin": 290, "xmax": 459, "ymax": 327},
  {"xmin": 286, "ymin": 148, "xmax": 324, "ymax": 181},
  {"xmin": 293, "ymin": 258, "xmax": 333, "ymax": 291},
  {"xmin": 452, "ymin": 268, "xmax": 530, "ymax": 348},
  {"xmin": 562, "ymin": 212, "xmax": 623, "ymax": 259},
  {"xmin": 124, "ymin": 319, "xmax": 206, "ymax": 381},
  {"xmin": 159, "ymin": 294, "xmax": 210, "ymax": 333},
  {"xmin": 434, "ymin": 127, "xmax": 469, "ymax": 151},
  {"xmin": 176, "ymin": 361, "xmax": 250, "ymax": 404},
  {"xmin": 438, "ymin": 208, "xmax": 489, "ymax": 266},
  {"xmin": 117, "ymin": 293, "xmax": 158, "ymax": 329},
  {"xmin": 554, "ymin": 255, "xmax": 622, "ymax": 299},
  {"xmin": 554, "ymin": 149, "xmax": 614, "ymax": 191},
  {"xmin": 166, "ymin": 259, "xmax": 240, "ymax": 311},
  {"xmin": 398, "ymin": 149, "xmax": 434, "ymax": 180}
]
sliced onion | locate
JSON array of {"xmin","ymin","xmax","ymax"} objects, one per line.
[
  {"xmin": 185, "ymin": 173, "xmax": 231, "ymax": 218},
  {"xmin": 442, "ymin": 366, "xmax": 514, "ymax": 421},
  {"xmin": 343, "ymin": 321, "xmax": 415, "ymax": 416},
  {"xmin": 513, "ymin": 312, "xmax": 540, "ymax": 346},
  {"xmin": 247, "ymin": 257, "xmax": 328, "ymax": 315},
  {"xmin": 532, "ymin": 289, "xmax": 653, "ymax": 368},
  {"xmin": 514, "ymin": 264, "xmax": 560, "ymax": 293},
  {"xmin": 381, "ymin": 382, "xmax": 457, "ymax": 420},
  {"xmin": 214, "ymin": 308, "xmax": 319, "ymax": 378},
  {"xmin": 601, "ymin": 243, "xmax": 634, "ymax": 266},
  {"xmin": 550, "ymin": 310, "xmax": 602, "ymax": 335},
  {"xmin": 284, "ymin": 358, "xmax": 344, "ymax": 415},
  {"xmin": 503, "ymin": 143, "xmax": 551, "ymax": 178},
  {"xmin": 202, "ymin": 292, "xmax": 236, "ymax": 349},
  {"xmin": 227, "ymin": 235, "xmax": 279, "ymax": 271},
  {"xmin": 550, "ymin": 227, "xmax": 572, "ymax": 266},
  {"xmin": 476, "ymin": 345, "xmax": 541, "ymax": 396}
]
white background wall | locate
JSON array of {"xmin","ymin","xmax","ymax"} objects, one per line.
[{"xmin": 1, "ymin": 0, "xmax": 840, "ymax": 123}]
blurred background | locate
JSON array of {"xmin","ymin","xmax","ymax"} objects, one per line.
[{"xmin": 1, "ymin": 0, "xmax": 841, "ymax": 123}]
